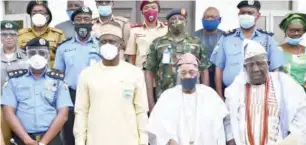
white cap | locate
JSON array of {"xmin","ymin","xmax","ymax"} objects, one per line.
[{"xmin": 243, "ymin": 39, "xmax": 267, "ymax": 60}]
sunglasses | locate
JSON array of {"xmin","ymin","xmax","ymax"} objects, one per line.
[{"xmin": 1, "ymin": 32, "xmax": 18, "ymax": 37}]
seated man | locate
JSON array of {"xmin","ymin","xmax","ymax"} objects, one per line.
[{"xmin": 148, "ymin": 53, "xmax": 229, "ymax": 145}]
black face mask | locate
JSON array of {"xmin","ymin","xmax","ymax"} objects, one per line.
[{"xmin": 74, "ymin": 24, "xmax": 92, "ymax": 38}]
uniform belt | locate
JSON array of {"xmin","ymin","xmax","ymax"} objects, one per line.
[{"xmin": 28, "ymin": 132, "xmax": 46, "ymax": 141}]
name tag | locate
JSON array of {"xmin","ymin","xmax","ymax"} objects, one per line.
[{"xmin": 162, "ymin": 49, "xmax": 170, "ymax": 64}]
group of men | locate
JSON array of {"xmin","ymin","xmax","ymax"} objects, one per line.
[{"xmin": 1, "ymin": 0, "xmax": 306, "ymax": 145}]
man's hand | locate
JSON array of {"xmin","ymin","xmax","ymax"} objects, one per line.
[
  {"xmin": 24, "ymin": 139, "xmax": 37, "ymax": 145},
  {"xmin": 226, "ymin": 139, "xmax": 236, "ymax": 145},
  {"xmin": 168, "ymin": 139, "xmax": 179, "ymax": 145}
]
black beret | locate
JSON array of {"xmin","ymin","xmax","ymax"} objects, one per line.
[
  {"xmin": 1, "ymin": 20, "xmax": 19, "ymax": 31},
  {"xmin": 25, "ymin": 37, "xmax": 49, "ymax": 49},
  {"xmin": 71, "ymin": 6, "xmax": 92, "ymax": 21},
  {"xmin": 166, "ymin": 8, "xmax": 188, "ymax": 20},
  {"xmin": 26, "ymin": 0, "xmax": 52, "ymax": 24},
  {"xmin": 237, "ymin": 0, "xmax": 261, "ymax": 10}
]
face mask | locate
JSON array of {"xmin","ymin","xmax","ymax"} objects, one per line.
[
  {"xmin": 239, "ymin": 14, "xmax": 256, "ymax": 29},
  {"xmin": 202, "ymin": 17, "xmax": 221, "ymax": 31},
  {"xmin": 169, "ymin": 21, "xmax": 186, "ymax": 35},
  {"xmin": 66, "ymin": 10, "xmax": 74, "ymax": 19},
  {"xmin": 143, "ymin": 9, "xmax": 158, "ymax": 22},
  {"xmin": 100, "ymin": 43, "xmax": 118, "ymax": 60},
  {"xmin": 74, "ymin": 24, "xmax": 92, "ymax": 38},
  {"xmin": 285, "ymin": 36, "xmax": 303, "ymax": 46},
  {"xmin": 32, "ymin": 13, "xmax": 47, "ymax": 27},
  {"xmin": 98, "ymin": 5, "xmax": 112, "ymax": 16},
  {"xmin": 29, "ymin": 54, "xmax": 48, "ymax": 70},
  {"xmin": 181, "ymin": 76, "xmax": 197, "ymax": 90}
]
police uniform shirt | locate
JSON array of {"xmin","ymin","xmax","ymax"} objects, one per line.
[
  {"xmin": 210, "ymin": 28, "xmax": 286, "ymax": 86},
  {"xmin": 54, "ymin": 36, "xmax": 100, "ymax": 90},
  {"xmin": 125, "ymin": 21, "xmax": 168, "ymax": 68},
  {"xmin": 55, "ymin": 20, "xmax": 75, "ymax": 39},
  {"xmin": 1, "ymin": 69, "xmax": 73, "ymax": 133}
]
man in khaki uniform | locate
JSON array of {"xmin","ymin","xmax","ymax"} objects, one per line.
[
  {"xmin": 74, "ymin": 21, "xmax": 148, "ymax": 145},
  {"xmin": 125, "ymin": 0, "xmax": 168, "ymax": 68},
  {"xmin": 92, "ymin": 0, "xmax": 130, "ymax": 60},
  {"xmin": 18, "ymin": 0, "xmax": 65, "ymax": 67}
]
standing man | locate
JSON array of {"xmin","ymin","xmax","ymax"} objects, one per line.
[
  {"xmin": 54, "ymin": 6, "xmax": 100, "ymax": 145},
  {"xmin": 92, "ymin": 0, "xmax": 131, "ymax": 60},
  {"xmin": 74, "ymin": 21, "xmax": 148, "ymax": 145},
  {"xmin": 1, "ymin": 37, "xmax": 73, "ymax": 145},
  {"xmin": 18, "ymin": 0, "xmax": 65, "ymax": 67},
  {"xmin": 148, "ymin": 53, "xmax": 229, "ymax": 145},
  {"xmin": 192, "ymin": 7, "xmax": 223, "ymax": 89},
  {"xmin": 144, "ymin": 8, "xmax": 211, "ymax": 112},
  {"xmin": 125, "ymin": 0, "xmax": 168, "ymax": 68},
  {"xmin": 224, "ymin": 40, "xmax": 306, "ymax": 145},
  {"xmin": 0, "ymin": 20, "xmax": 28, "ymax": 145},
  {"xmin": 210, "ymin": 0, "xmax": 286, "ymax": 99},
  {"xmin": 55, "ymin": 0, "xmax": 84, "ymax": 39}
]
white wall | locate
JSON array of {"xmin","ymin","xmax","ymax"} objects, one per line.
[
  {"xmin": 195, "ymin": 0, "xmax": 240, "ymax": 32},
  {"xmin": 0, "ymin": 0, "xmax": 4, "ymax": 21}
]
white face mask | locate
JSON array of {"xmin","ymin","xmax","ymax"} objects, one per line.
[
  {"xmin": 29, "ymin": 54, "xmax": 48, "ymax": 70},
  {"xmin": 239, "ymin": 14, "xmax": 256, "ymax": 29},
  {"xmin": 100, "ymin": 43, "xmax": 118, "ymax": 60},
  {"xmin": 32, "ymin": 13, "xmax": 47, "ymax": 27}
]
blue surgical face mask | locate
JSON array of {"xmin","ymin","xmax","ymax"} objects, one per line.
[
  {"xmin": 202, "ymin": 17, "xmax": 221, "ymax": 31},
  {"xmin": 181, "ymin": 76, "xmax": 198, "ymax": 90},
  {"xmin": 239, "ymin": 14, "xmax": 255, "ymax": 29},
  {"xmin": 66, "ymin": 10, "xmax": 74, "ymax": 19},
  {"xmin": 98, "ymin": 5, "xmax": 112, "ymax": 16},
  {"xmin": 285, "ymin": 36, "xmax": 303, "ymax": 46}
]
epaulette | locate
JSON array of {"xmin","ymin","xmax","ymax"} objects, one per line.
[
  {"xmin": 223, "ymin": 29, "xmax": 237, "ymax": 36},
  {"xmin": 50, "ymin": 27, "xmax": 64, "ymax": 35},
  {"xmin": 18, "ymin": 28, "xmax": 31, "ymax": 35},
  {"xmin": 113, "ymin": 16, "xmax": 129, "ymax": 23},
  {"xmin": 257, "ymin": 29, "xmax": 274, "ymax": 36},
  {"xmin": 47, "ymin": 69, "xmax": 65, "ymax": 80},
  {"xmin": 57, "ymin": 37, "xmax": 72, "ymax": 47},
  {"xmin": 130, "ymin": 23, "xmax": 144, "ymax": 28},
  {"xmin": 7, "ymin": 69, "xmax": 28, "ymax": 79}
]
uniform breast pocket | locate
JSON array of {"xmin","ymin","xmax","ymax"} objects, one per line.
[
  {"xmin": 64, "ymin": 52, "xmax": 76, "ymax": 66},
  {"xmin": 120, "ymin": 81, "xmax": 135, "ymax": 103},
  {"xmin": 43, "ymin": 89, "xmax": 56, "ymax": 107},
  {"xmin": 15, "ymin": 87, "xmax": 30, "ymax": 102},
  {"xmin": 227, "ymin": 49, "xmax": 242, "ymax": 65},
  {"xmin": 136, "ymin": 36, "xmax": 149, "ymax": 56}
]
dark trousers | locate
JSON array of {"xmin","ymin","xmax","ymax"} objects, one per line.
[
  {"xmin": 63, "ymin": 88, "xmax": 76, "ymax": 145},
  {"xmin": 13, "ymin": 133, "xmax": 62, "ymax": 145},
  {"xmin": 209, "ymin": 64, "xmax": 216, "ymax": 90}
]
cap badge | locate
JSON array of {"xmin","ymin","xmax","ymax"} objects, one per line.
[
  {"xmin": 5, "ymin": 23, "xmax": 13, "ymax": 29},
  {"xmin": 39, "ymin": 38, "xmax": 46, "ymax": 45}
]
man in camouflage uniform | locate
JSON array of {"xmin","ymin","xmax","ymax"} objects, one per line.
[
  {"xmin": 92, "ymin": 0, "xmax": 130, "ymax": 60},
  {"xmin": 144, "ymin": 8, "xmax": 211, "ymax": 112},
  {"xmin": 18, "ymin": 0, "xmax": 65, "ymax": 67}
]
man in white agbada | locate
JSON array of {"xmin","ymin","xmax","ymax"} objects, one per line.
[
  {"xmin": 224, "ymin": 39, "xmax": 306, "ymax": 145},
  {"xmin": 148, "ymin": 53, "xmax": 229, "ymax": 145}
]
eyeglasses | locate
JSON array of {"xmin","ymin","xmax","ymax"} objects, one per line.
[
  {"xmin": 26, "ymin": 48, "xmax": 49, "ymax": 57},
  {"xmin": 1, "ymin": 32, "xmax": 18, "ymax": 37}
]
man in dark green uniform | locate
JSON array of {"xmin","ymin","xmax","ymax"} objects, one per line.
[{"xmin": 144, "ymin": 8, "xmax": 211, "ymax": 112}]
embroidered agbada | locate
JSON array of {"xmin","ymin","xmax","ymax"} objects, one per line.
[
  {"xmin": 224, "ymin": 72, "xmax": 306, "ymax": 145},
  {"xmin": 73, "ymin": 61, "xmax": 149, "ymax": 145},
  {"xmin": 148, "ymin": 85, "xmax": 229, "ymax": 145}
]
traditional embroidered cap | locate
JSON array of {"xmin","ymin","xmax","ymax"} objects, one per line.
[
  {"xmin": 98, "ymin": 21, "xmax": 123, "ymax": 39},
  {"xmin": 243, "ymin": 39, "xmax": 267, "ymax": 60},
  {"xmin": 176, "ymin": 53, "xmax": 200, "ymax": 66},
  {"xmin": 279, "ymin": 12, "xmax": 306, "ymax": 32},
  {"xmin": 140, "ymin": 0, "xmax": 160, "ymax": 11},
  {"xmin": 1, "ymin": 20, "xmax": 19, "ymax": 31},
  {"xmin": 26, "ymin": 0, "xmax": 52, "ymax": 24},
  {"xmin": 71, "ymin": 6, "xmax": 92, "ymax": 21},
  {"xmin": 25, "ymin": 37, "xmax": 50, "ymax": 49},
  {"xmin": 166, "ymin": 8, "xmax": 188, "ymax": 20},
  {"xmin": 237, "ymin": 0, "xmax": 261, "ymax": 11}
]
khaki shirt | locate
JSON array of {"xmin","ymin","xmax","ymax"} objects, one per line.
[
  {"xmin": 125, "ymin": 21, "xmax": 168, "ymax": 68},
  {"xmin": 74, "ymin": 61, "xmax": 148, "ymax": 145},
  {"xmin": 18, "ymin": 27, "xmax": 65, "ymax": 67}
]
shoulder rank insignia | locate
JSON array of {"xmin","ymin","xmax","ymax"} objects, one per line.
[
  {"xmin": 57, "ymin": 37, "xmax": 72, "ymax": 47},
  {"xmin": 223, "ymin": 29, "xmax": 237, "ymax": 36},
  {"xmin": 47, "ymin": 69, "xmax": 65, "ymax": 80},
  {"xmin": 130, "ymin": 23, "xmax": 144, "ymax": 28},
  {"xmin": 7, "ymin": 69, "xmax": 28, "ymax": 79},
  {"xmin": 257, "ymin": 29, "xmax": 274, "ymax": 36}
]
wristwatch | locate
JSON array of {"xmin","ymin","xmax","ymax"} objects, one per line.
[{"xmin": 38, "ymin": 142, "xmax": 46, "ymax": 145}]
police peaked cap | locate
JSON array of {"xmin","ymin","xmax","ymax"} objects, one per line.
[
  {"xmin": 71, "ymin": 6, "xmax": 93, "ymax": 21},
  {"xmin": 237, "ymin": 0, "xmax": 261, "ymax": 11},
  {"xmin": 1, "ymin": 20, "xmax": 19, "ymax": 31},
  {"xmin": 166, "ymin": 8, "xmax": 188, "ymax": 20},
  {"xmin": 25, "ymin": 37, "xmax": 50, "ymax": 49},
  {"xmin": 26, "ymin": 0, "xmax": 52, "ymax": 24}
]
